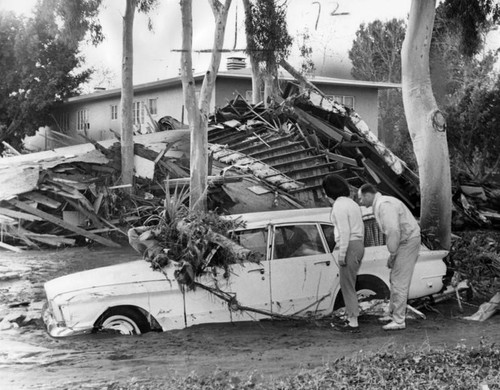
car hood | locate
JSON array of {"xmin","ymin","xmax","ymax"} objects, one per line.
[{"xmin": 44, "ymin": 260, "xmax": 170, "ymax": 299}]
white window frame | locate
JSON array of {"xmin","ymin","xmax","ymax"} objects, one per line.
[
  {"xmin": 133, "ymin": 101, "xmax": 144, "ymax": 125},
  {"xmin": 329, "ymin": 95, "xmax": 355, "ymax": 110},
  {"xmin": 76, "ymin": 109, "xmax": 89, "ymax": 132},
  {"xmin": 111, "ymin": 104, "xmax": 118, "ymax": 120},
  {"xmin": 148, "ymin": 98, "xmax": 158, "ymax": 115}
]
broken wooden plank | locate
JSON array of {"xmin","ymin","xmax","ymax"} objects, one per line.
[
  {"xmin": 324, "ymin": 151, "xmax": 358, "ymax": 167},
  {"xmin": 0, "ymin": 241, "xmax": 23, "ymax": 253},
  {"xmin": 6, "ymin": 198, "xmax": 120, "ymax": 248},
  {"xmin": 23, "ymin": 233, "xmax": 76, "ymax": 247},
  {"xmin": 293, "ymin": 107, "xmax": 345, "ymax": 143},
  {"xmin": 0, "ymin": 207, "xmax": 43, "ymax": 222},
  {"xmin": 165, "ymin": 175, "xmax": 250, "ymax": 188},
  {"xmin": 23, "ymin": 192, "xmax": 61, "ymax": 209}
]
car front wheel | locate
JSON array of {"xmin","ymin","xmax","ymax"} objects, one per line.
[{"xmin": 97, "ymin": 307, "xmax": 151, "ymax": 335}]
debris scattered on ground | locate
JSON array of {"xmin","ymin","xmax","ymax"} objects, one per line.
[
  {"xmin": 453, "ymin": 182, "xmax": 500, "ymax": 228},
  {"xmin": 464, "ymin": 292, "xmax": 500, "ymax": 322},
  {"xmin": 447, "ymin": 230, "xmax": 500, "ymax": 299}
]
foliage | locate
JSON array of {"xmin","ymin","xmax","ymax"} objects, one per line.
[
  {"xmin": 445, "ymin": 75, "xmax": 500, "ymax": 180},
  {"xmin": 297, "ymin": 28, "xmax": 315, "ymax": 76},
  {"xmin": 244, "ymin": 0, "xmax": 292, "ymax": 91},
  {"xmin": 430, "ymin": 3, "xmax": 499, "ymax": 107},
  {"xmin": 439, "ymin": 0, "xmax": 500, "ymax": 57},
  {"xmin": 139, "ymin": 185, "xmax": 245, "ymax": 288},
  {"xmin": 447, "ymin": 230, "xmax": 500, "ymax": 299},
  {"xmin": 348, "ymin": 19, "xmax": 415, "ymax": 167},
  {"xmin": 0, "ymin": 9, "xmax": 92, "ymax": 150},
  {"xmin": 103, "ymin": 343, "xmax": 500, "ymax": 389},
  {"xmin": 349, "ymin": 18, "xmax": 406, "ymax": 84}
]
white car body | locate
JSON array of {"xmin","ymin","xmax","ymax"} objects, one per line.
[{"xmin": 43, "ymin": 208, "xmax": 448, "ymax": 337}]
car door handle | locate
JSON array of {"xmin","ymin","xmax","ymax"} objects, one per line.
[
  {"xmin": 314, "ymin": 260, "xmax": 330, "ymax": 266},
  {"xmin": 248, "ymin": 268, "xmax": 265, "ymax": 274}
]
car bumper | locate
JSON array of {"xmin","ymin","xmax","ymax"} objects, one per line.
[{"xmin": 42, "ymin": 303, "xmax": 92, "ymax": 338}]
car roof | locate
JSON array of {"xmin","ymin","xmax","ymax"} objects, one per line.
[{"xmin": 229, "ymin": 208, "xmax": 333, "ymax": 229}]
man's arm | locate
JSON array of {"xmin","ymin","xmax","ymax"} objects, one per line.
[
  {"xmin": 333, "ymin": 203, "xmax": 351, "ymax": 265},
  {"xmin": 379, "ymin": 203, "xmax": 401, "ymax": 255}
]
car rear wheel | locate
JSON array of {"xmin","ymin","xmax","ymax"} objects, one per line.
[
  {"xmin": 334, "ymin": 275, "xmax": 390, "ymax": 309},
  {"xmin": 98, "ymin": 307, "xmax": 151, "ymax": 335}
]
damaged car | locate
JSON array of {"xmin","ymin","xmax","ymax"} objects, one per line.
[{"xmin": 43, "ymin": 208, "xmax": 447, "ymax": 337}]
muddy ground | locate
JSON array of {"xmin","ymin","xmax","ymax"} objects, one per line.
[{"xmin": 0, "ymin": 246, "xmax": 499, "ymax": 390}]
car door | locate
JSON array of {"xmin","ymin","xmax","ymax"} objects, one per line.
[
  {"xmin": 186, "ymin": 226, "xmax": 272, "ymax": 325},
  {"xmin": 269, "ymin": 223, "xmax": 337, "ymax": 317}
]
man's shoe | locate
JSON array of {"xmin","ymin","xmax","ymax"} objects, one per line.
[
  {"xmin": 378, "ymin": 315, "xmax": 393, "ymax": 323},
  {"xmin": 382, "ymin": 321, "xmax": 406, "ymax": 331},
  {"xmin": 331, "ymin": 323, "xmax": 360, "ymax": 333}
]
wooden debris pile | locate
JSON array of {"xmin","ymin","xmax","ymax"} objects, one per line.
[
  {"xmin": 453, "ymin": 182, "xmax": 500, "ymax": 228},
  {"xmin": 208, "ymin": 88, "xmax": 420, "ymax": 211},
  {"xmin": 0, "ymin": 135, "xmax": 190, "ymax": 251},
  {"xmin": 447, "ymin": 230, "xmax": 500, "ymax": 298}
]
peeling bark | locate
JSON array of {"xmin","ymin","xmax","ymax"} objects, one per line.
[
  {"xmin": 181, "ymin": 0, "xmax": 232, "ymax": 211},
  {"xmin": 242, "ymin": 0, "xmax": 263, "ymax": 104},
  {"xmin": 120, "ymin": 0, "xmax": 137, "ymax": 191},
  {"xmin": 402, "ymin": 0, "xmax": 452, "ymax": 249}
]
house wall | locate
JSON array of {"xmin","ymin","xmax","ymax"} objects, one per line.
[
  {"xmin": 53, "ymin": 82, "xmax": 208, "ymax": 142},
  {"xmin": 318, "ymin": 84, "xmax": 379, "ymax": 135},
  {"xmin": 51, "ymin": 76, "xmax": 380, "ymax": 143},
  {"xmin": 215, "ymin": 78, "xmax": 379, "ymax": 135}
]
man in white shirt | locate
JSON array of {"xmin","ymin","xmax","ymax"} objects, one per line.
[{"xmin": 358, "ymin": 184, "xmax": 421, "ymax": 331}]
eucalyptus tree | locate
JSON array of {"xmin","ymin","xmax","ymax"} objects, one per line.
[
  {"xmin": 180, "ymin": 0, "xmax": 232, "ymax": 211},
  {"xmin": 401, "ymin": 0, "xmax": 499, "ymax": 249}
]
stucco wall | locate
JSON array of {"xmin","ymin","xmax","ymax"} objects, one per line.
[
  {"xmin": 215, "ymin": 78, "xmax": 379, "ymax": 135},
  {"xmin": 53, "ymin": 76, "xmax": 380, "ymax": 143}
]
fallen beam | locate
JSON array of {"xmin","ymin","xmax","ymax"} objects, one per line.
[
  {"xmin": 0, "ymin": 241, "xmax": 23, "ymax": 252},
  {"xmin": 7, "ymin": 198, "xmax": 120, "ymax": 248},
  {"xmin": 0, "ymin": 207, "xmax": 43, "ymax": 222}
]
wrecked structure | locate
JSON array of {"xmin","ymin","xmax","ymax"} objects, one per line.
[{"xmin": 0, "ymin": 82, "xmax": 498, "ymax": 252}]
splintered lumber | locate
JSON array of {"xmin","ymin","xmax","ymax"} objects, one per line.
[
  {"xmin": 293, "ymin": 107, "xmax": 345, "ymax": 143},
  {"xmin": 0, "ymin": 241, "xmax": 23, "ymax": 253},
  {"xmin": 177, "ymin": 220, "xmax": 261, "ymax": 263},
  {"xmin": 6, "ymin": 198, "xmax": 120, "ymax": 248},
  {"xmin": 165, "ymin": 175, "xmax": 250, "ymax": 188},
  {"xmin": 23, "ymin": 192, "xmax": 61, "ymax": 209},
  {"xmin": 464, "ymin": 292, "xmax": 500, "ymax": 322},
  {"xmin": 22, "ymin": 233, "xmax": 76, "ymax": 247},
  {"xmin": 324, "ymin": 151, "xmax": 358, "ymax": 167},
  {"xmin": 0, "ymin": 207, "xmax": 43, "ymax": 222}
]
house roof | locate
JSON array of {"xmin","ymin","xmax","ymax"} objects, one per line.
[{"xmin": 63, "ymin": 68, "xmax": 401, "ymax": 105}]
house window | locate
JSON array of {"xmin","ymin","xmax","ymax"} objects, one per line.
[
  {"xmin": 330, "ymin": 95, "xmax": 355, "ymax": 109},
  {"xmin": 54, "ymin": 112, "xmax": 69, "ymax": 132},
  {"xmin": 111, "ymin": 105, "xmax": 118, "ymax": 120},
  {"xmin": 148, "ymin": 98, "xmax": 158, "ymax": 115},
  {"xmin": 133, "ymin": 101, "xmax": 144, "ymax": 125},
  {"xmin": 76, "ymin": 109, "xmax": 89, "ymax": 131}
]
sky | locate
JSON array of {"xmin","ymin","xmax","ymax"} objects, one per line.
[{"xmin": 1, "ymin": 0, "xmax": 498, "ymax": 91}]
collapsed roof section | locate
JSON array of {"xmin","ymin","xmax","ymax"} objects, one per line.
[{"xmin": 209, "ymin": 88, "xmax": 420, "ymax": 212}]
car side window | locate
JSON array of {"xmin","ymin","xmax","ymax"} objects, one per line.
[
  {"xmin": 273, "ymin": 224, "xmax": 326, "ymax": 259},
  {"xmin": 320, "ymin": 224, "xmax": 336, "ymax": 252},
  {"xmin": 234, "ymin": 228, "xmax": 268, "ymax": 260}
]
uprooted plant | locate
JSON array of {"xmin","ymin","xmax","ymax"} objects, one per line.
[{"xmin": 127, "ymin": 183, "xmax": 258, "ymax": 289}]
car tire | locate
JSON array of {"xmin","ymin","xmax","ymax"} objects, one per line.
[
  {"xmin": 97, "ymin": 307, "xmax": 151, "ymax": 335},
  {"xmin": 334, "ymin": 275, "xmax": 390, "ymax": 309}
]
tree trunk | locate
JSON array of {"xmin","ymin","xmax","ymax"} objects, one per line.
[
  {"xmin": 242, "ymin": 0, "xmax": 262, "ymax": 104},
  {"xmin": 402, "ymin": 0, "xmax": 451, "ymax": 250},
  {"xmin": 120, "ymin": 0, "xmax": 136, "ymax": 191},
  {"xmin": 181, "ymin": 0, "xmax": 232, "ymax": 212},
  {"xmin": 263, "ymin": 56, "xmax": 278, "ymax": 107}
]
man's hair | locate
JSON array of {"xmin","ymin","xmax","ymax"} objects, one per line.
[
  {"xmin": 359, "ymin": 183, "xmax": 377, "ymax": 194},
  {"xmin": 322, "ymin": 174, "xmax": 350, "ymax": 200}
]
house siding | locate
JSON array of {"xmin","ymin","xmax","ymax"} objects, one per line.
[{"xmin": 50, "ymin": 75, "xmax": 383, "ymax": 143}]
